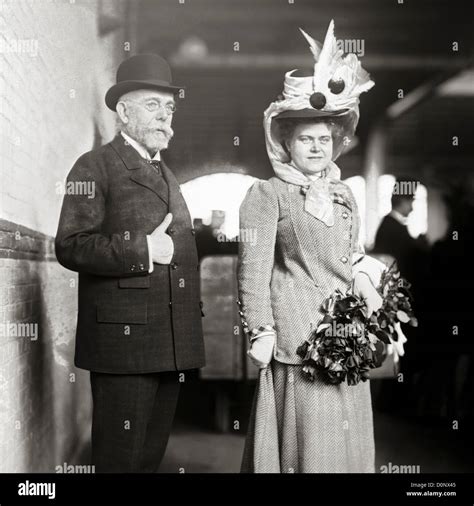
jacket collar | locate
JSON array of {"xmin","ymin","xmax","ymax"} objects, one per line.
[
  {"xmin": 389, "ymin": 209, "xmax": 408, "ymax": 226},
  {"xmin": 110, "ymin": 134, "xmax": 148, "ymax": 170},
  {"xmin": 109, "ymin": 134, "xmax": 169, "ymax": 205}
]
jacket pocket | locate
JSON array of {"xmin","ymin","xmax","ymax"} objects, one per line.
[
  {"xmin": 96, "ymin": 302, "xmax": 147, "ymax": 324},
  {"xmin": 118, "ymin": 276, "xmax": 150, "ymax": 288}
]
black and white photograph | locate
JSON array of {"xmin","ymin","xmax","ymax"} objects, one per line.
[{"xmin": 0, "ymin": 0, "xmax": 473, "ymax": 504}]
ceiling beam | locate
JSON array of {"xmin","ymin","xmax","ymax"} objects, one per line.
[{"xmin": 169, "ymin": 53, "xmax": 469, "ymax": 71}]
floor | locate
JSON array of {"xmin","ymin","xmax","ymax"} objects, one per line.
[
  {"xmin": 77, "ymin": 378, "xmax": 474, "ymax": 473},
  {"xmin": 159, "ymin": 411, "xmax": 473, "ymax": 473},
  {"xmin": 157, "ymin": 377, "xmax": 474, "ymax": 473}
]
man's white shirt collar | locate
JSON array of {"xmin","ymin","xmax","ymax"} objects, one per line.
[
  {"xmin": 390, "ymin": 209, "xmax": 408, "ymax": 226},
  {"xmin": 121, "ymin": 131, "xmax": 161, "ymax": 161}
]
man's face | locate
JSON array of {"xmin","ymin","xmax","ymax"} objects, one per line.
[
  {"xmin": 211, "ymin": 212, "xmax": 225, "ymax": 229},
  {"xmin": 399, "ymin": 198, "xmax": 414, "ymax": 217},
  {"xmin": 118, "ymin": 89, "xmax": 176, "ymax": 154},
  {"xmin": 286, "ymin": 122, "xmax": 333, "ymax": 175}
]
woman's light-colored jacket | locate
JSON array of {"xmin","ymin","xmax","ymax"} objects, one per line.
[{"xmin": 237, "ymin": 176, "xmax": 363, "ymax": 364}]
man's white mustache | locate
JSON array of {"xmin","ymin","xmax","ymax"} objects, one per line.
[{"xmin": 152, "ymin": 125, "xmax": 174, "ymax": 139}]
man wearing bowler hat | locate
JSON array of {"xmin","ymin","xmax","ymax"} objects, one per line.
[{"xmin": 55, "ymin": 54, "xmax": 206, "ymax": 472}]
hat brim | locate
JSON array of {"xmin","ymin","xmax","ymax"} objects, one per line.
[
  {"xmin": 274, "ymin": 108, "xmax": 350, "ymax": 120},
  {"xmin": 105, "ymin": 80, "xmax": 184, "ymax": 111}
]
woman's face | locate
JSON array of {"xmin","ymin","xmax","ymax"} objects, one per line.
[{"xmin": 286, "ymin": 122, "xmax": 333, "ymax": 175}]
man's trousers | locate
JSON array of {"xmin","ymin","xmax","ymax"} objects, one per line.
[{"xmin": 90, "ymin": 371, "xmax": 180, "ymax": 472}]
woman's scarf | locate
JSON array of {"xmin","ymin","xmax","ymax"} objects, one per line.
[{"xmin": 274, "ymin": 159, "xmax": 351, "ymax": 227}]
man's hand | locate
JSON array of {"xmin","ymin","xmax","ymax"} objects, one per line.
[{"xmin": 149, "ymin": 213, "xmax": 174, "ymax": 264}]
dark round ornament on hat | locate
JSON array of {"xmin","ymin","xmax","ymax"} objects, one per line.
[
  {"xmin": 328, "ymin": 78, "xmax": 345, "ymax": 94},
  {"xmin": 309, "ymin": 92, "xmax": 326, "ymax": 110}
]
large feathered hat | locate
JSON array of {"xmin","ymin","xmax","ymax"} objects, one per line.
[{"xmin": 265, "ymin": 20, "xmax": 374, "ymax": 162}]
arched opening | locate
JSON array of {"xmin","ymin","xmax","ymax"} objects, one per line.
[{"xmin": 181, "ymin": 172, "xmax": 258, "ymax": 240}]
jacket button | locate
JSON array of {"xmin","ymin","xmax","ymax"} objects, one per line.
[
  {"xmin": 342, "ymin": 211, "xmax": 349, "ymax": 219},
  {"xmin": 168, "ymin": 228, "xmax": 175, "ymax": 235},
  {"xmin": 139, "ymin": 263, "xmax": 145, "ymax": 270},
  {"xmin": 171, "ymin": 262, "xmax": 178, "ymax": 270},
  {"xmin": 340, "ymin": 256, "xmax": 348, "ymax": 264},
  {"xmin": 130, "ymin": 264, "xmax": 136, "ymax": 271}
]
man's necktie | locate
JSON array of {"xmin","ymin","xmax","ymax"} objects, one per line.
[{"xmin": 147, "ymin": 159, "xmax": 162, "ymax": 176}]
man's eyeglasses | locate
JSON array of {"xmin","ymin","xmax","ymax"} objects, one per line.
[{"xmin": 123, "ymin": 98, "xmax": 177, "ymax": 115}]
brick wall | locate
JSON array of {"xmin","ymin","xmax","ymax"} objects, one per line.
[{"xmin": 0, "ymin": 0, "xmax": 129, "ymax": 472}]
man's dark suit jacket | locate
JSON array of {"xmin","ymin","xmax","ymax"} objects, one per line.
[
  {"xmin": 372, "ymin": 213, "xmax": 428, "ymax": 307},
  {"xmin": 55, "ymin": 135, "xmax": 206, "ymax": 373}
]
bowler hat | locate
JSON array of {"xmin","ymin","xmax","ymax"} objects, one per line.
[{"xmin": 105, "ymin": 53, "xmax": 183, "ymax": 111}]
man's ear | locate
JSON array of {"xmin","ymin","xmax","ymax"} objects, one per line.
[{"xmin": 116, "ymin": 101, "xmax": 128, "ymax": 124}]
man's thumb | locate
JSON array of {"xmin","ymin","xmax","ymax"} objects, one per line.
[{"xmin": 156, "ymin": 213, "xmax": 173, "ymax": 232}]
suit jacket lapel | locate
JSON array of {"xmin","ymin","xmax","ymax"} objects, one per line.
[
  {"xmin": 109, "ymin": 134, "xmax": 169, "ymax": 206},
  {"xmin": 160, "ymin": 161, "xmax": 193, "ymax": 226}
]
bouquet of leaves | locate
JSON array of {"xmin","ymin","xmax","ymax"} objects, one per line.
[{"xmin": 296, "ymin": 261, "xmax": 418, "ymax": 386}]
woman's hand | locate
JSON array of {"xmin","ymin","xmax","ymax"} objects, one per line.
[
  {"xmin": 352, "ymin": 272, "xmax": 383, "ymax": 317},
  {"xmin": 248, "ymin": 334, "xmax": 275, "ymax": 368},
  {"xmin": 352, "ymin": 253, "xmax": 387, "ymax": 288}
]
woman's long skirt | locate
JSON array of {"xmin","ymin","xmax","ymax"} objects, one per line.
[{"xmin": 241, "ymin": 360, "xmax": 375, "ymax": 473}]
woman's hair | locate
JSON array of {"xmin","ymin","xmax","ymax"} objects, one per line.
[{"xmin": 277, "ymin": 117, "xmax": 345, "ymax": 149}]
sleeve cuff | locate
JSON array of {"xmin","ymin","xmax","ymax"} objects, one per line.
[
  {"xmin": 247, "ymin": 324, "xmax": 276, "ymax": 342},
  {"xmin": 249, "ymin": 330, "xmax": 276, "ymax": 343},
  {"xmin": 122, "ymin": 232, "xmax": 150, "ymax": 275},
  {"xmin": 146, "ymin": 235, "xmax": 154, "ymax": 273}
]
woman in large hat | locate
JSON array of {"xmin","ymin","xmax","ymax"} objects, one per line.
[{"xmin": 238, "ymin": 21, "xmax": 386, "ymax": 473}]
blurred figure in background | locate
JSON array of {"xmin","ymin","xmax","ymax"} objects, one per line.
[
  {"xmin": 371, "ymin": 177, "xmax": 429, "ymax": 416},
  {"xmin": 373, "ymin": 176, "xmax": 429, "ymax": 290},
  {"xmin": 195, "ymin": 210, "xmax": 238, "ymax": 259},
  {"xmin": 194, "ymin": 210, "xmax": 225, "ymax": 259},
  {"xmin": 419, "ymin": 179, "xmax": 474, "ymax": 425}
]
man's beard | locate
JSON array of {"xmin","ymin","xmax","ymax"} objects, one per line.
[{"xmin": 128, "ymin": 122, "xmax": 174, "ymax": 154}]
